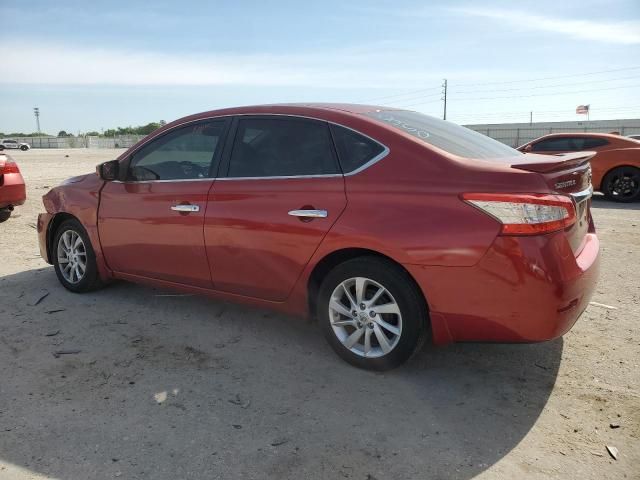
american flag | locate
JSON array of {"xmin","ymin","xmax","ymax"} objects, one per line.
[{"xmin": 576, "ymin": 104, "xmax": 590, "ymax": 114}]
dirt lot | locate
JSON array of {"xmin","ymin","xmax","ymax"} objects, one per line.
[{"xmin": 0, "ymin": 148, "xmax": 638, "ymax": 480}]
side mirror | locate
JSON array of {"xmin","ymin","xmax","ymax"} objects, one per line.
[{"xmin": 96, "ymin": 160, "xmax": 120, "ymax": 181}]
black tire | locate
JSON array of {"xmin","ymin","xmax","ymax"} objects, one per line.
[
  {"xmin": 317, "ymin": 256, "xmax": 429, "ymax": 370},
  {"xmin": 0, "ymin": 145, "xmax": 4, "ymax": 151},
  {"xmin": 602, "ymin": 166, "xmax": 640, "ymax": 203},
  {"xmin": 20, "ymin": 145, "xmax": 28, "ymax": 151},
  {"xmin": 0, "ymin": 209, "xmax": 11, "ymax": 223},
  {"xmin": 52, "ymin": 219, "xmax": 103, "ymax": 293}
]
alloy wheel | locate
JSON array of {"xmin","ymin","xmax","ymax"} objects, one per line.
[
  {"xmin": 328, "ymin": 277, "xmax": 402, "ymax": 358},
  {"xmin": 608, "ymin": 168, "xmax": 640, "ymax": 200},
  {"xmin": 56, "ymin": 230, "xmax": 87, "ymax": 284}
]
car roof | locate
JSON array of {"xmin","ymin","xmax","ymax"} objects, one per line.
[
  {"xmin": 164, "ymin": 103, "xmax": 397, "ymax": 129},
  {"xmin": 528, "ymin": 132, "xmax": 640, "ymax": 148},
  {"xmin": 533, "ymin": 132, "xmax": 625, "ymax": 140}
]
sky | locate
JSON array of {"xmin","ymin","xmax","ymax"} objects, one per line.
[{"xmin": 0, "ymin": 0, "xmax": 639, "ymax": 134}]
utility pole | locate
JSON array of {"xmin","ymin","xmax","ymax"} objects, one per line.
[
  {"xmin": 529, "ymin": 111, "xmax": 532, "ymax": 126},
  {"xmin": 33, "ymin": 107, "xmax": 41, "ymax": 134},
  {"xmin": 441, "ymin": 79, "xmax": 448, "ymax": 120}
]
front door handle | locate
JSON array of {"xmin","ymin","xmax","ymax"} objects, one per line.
[
  {"xmin": 288, "ymin": 209, "xmax": 328, "ymax": 218},
  {"xmin": 171, "ymin": 204, "xmax": 200, "ymax": 213}
]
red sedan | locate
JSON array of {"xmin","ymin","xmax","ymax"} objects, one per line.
[
  {"xmin": 37, "ymin": 104, "xmax": 600, "ymax": 370},
  {"xmin": 0, "ymin": 154, "xmax": 26, "ymax": 222}
]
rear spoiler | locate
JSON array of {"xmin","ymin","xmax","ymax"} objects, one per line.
[{"xmin": 511, "ymin": 151, "xmax": 595, "ymax": 173}]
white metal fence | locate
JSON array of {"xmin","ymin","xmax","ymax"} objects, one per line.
[
  {"xmin": 4, "ymin": 135, "xmax": 146, "ymax": 149},
  {"xmin": 465, "ymin": 123, "xmax": 640, "ymax": 148}
]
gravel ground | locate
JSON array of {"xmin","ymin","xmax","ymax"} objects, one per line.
[{"xmin": 0, "ymin": 149, "xmax": 638, "ymax": 480}]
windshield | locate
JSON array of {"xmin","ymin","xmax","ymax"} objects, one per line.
[{"xmin": 365, "ymin": 110, "xmax": 521, "ymax": 160}]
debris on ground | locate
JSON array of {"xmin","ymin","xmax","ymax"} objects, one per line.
[
  {"xmin": 45, "ymin": 330, "xmax": 60, "ymax": 337},
  {"xmin": 28, "ymin": 290, "xmax": 49, "ymax": 306},
  {"xmin": 589, "ymin": 301, "xmax": 618, "ymax": 310},
  {"xmin": 606, "ymin": 445, "xmax": 619, "ymax": 460},
  {"xmin": 52, "ymin": 349, "xmax": 81, "ymax": 358},
  {"xmin": 228, "ymin": 394, "xmax": 251, "ymax": 409},
  {"xmin": 270, "ymin": 437, "xmax": 289, "ymax": 447},
  {"xmin": 45, "ymin": 308, "xmax": 66, "ymax": 314}
]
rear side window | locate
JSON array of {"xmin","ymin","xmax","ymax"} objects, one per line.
[
  {"xmin": 128, "ymin": 121, "xmax": 226, "ymax": 181},
  {"xmin": 330, "ymin": 125, "xmax": 385, "ymax": 173},
  {"xmin": 365, "ymin": 110, "xmax": 519, "ymax": 159},
  {"xmin": 532, "ymin": 137, "xmax": 576, "ymax": 152},
  {"xmin": 582, "ymin": 138, "xmax": 609, "ymax": 149},
  {"xmin": 228, "ymin": 117, "xmax": 339, "ymax": 177},
  {"xmin": 532, "ymin": 137, "xmax": 608, "ymax": 152}
]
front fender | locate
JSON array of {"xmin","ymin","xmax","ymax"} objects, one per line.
[{"xmin": 40, "ymin": 173, "xmax": 111, "ymax": 281}]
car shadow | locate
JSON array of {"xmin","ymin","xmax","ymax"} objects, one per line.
[
  {"xmin": 590, "ymin": 192, "xmax": 640, "ymax": 210},
  {"xmin": 0, "ymin": 267, "xmax": 562, "ymax": 480}
]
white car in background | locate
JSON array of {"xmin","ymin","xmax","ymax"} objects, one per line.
[{"xmin": 0, "ymin": 139, "xmax": 30, "ymax": 151}]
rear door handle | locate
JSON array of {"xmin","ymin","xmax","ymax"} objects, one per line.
[
  {"xmin": 288, "ymin": 209, "xmax": 328, "ymax": 218},
  {"xmin": 171, "ymin": 204, "xmax": 200, "ymax": 213}
]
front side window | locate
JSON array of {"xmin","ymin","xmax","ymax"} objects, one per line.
[
  {"xmin": 227, "ymin": 117, "xmax": 339, "ymax": 177},
  {"xmin": 365, "ymin": 110, "xmax": 519, "ymax": 160},
  {"xmin": 330, "ymin": 124, "xmax": 385, "ymax": 173},
  {"xmin": 128, "ymin": 121, "xmax": 226, "ymax": 181}
]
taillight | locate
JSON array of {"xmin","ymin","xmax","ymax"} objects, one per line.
[
  {"xmin": 0, "ymin": 161, "xmax": 20, "ymax": 174},
  {"xmin": 462, "ymin": 193, "xmax": 576, "ymax": 235}
]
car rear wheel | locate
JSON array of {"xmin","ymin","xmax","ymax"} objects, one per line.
[
  {"xmin": 318, "ymin": 256, "xmax": 428, "ymax": 370},
  {"xmin": 602, "ymin": 166, "xmax": 640, "ymax": 203},
  {"xmin": 0, "ymin": 145, "xmax": 4, "ymax": 151},
  {"xmin": 53, "ymin": 219, "xmax": 102, "ymax": 292},
  {"xmin": 0, "ymin": 209, "xmax": 11, "ymax": 223}
]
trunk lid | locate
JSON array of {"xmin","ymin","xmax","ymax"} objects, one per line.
[{"xmin": 512, "ymin": 152, "xmax": 594, "ymax": 253}]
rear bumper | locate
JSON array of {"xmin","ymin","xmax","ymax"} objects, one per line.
[
  {"xmin": 405, "ymin": 232, "xmax": 600, "ymax": 344},
  {"xmin": 37, "ymin": 212, "xmax": 54, "ymax": 264},
  {"xmin": 0, "ymin": 173, "xmax": 26, "ymax": 208}
]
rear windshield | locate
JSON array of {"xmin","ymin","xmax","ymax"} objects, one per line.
[{"xmin": 365, "ymin": 110, "xmax": 521, "ymax": 160}]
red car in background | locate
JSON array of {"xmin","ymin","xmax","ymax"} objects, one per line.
[
  {"xmin": 37, "ymin": 104, "xmax": 599, "ymax": 370},
  {"xmin": 518, "ymin": 133, "xmax": 640, "ymax": 202},
  {"xmin": 0, "ymin": 154, "xmax": 26, "ymax": 222}
]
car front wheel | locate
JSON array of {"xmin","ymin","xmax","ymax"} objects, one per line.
[
  {"xmin": 20, "ymin": 145, "xmax": 29, "ymax": 151},
  {"xmin": 53, "ymin": 219, "xmax": 102, "ymax": 292},
  {"xmin": 318, "ymin": 256, "xmax": 428, "ymax": 370},
  {"xmin": 0, "ymin": 209, "xmax": 11, "ymax": 223}
]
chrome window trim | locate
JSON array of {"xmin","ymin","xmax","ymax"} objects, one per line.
[
  {"xmin": 111, "ymin": 178, "xmax": 214, "ymax": 184},
  {"xmin": 216, "ymin": 174, "xmax": 344, "ymax": 181},
  {"xmin": 119, "ymin": 113, "xmax": 390, "ymax": 183}
]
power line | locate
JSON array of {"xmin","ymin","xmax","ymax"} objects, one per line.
[
  {"xmin": 359, "ymin": 65, "xmax": 640, "ymax": 105},
  {"xmin": 450, "ymin": 105, "xmax": 640, "ymax": 119},
  {"xmin": 450, "ymin": 74, "xmax": 640, "ymax": 95},
  {"xmin": 452, "ymin": 65, "xmax": 640, "ymax": 87},
  {"xmin": 443, "ymin": 83, "xmax": 640, "ymax": 102}
]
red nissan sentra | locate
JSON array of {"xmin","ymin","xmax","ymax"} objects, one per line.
[
  {"xmin": 37, "ymin": 104, "xmax": 600, "ymax": 370},
  {"xmin": 0, "ymin": 153, "xmax": 27, "ymax": 223}
]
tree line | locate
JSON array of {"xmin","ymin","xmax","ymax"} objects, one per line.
[{"xmin": 0, "ymin": 121, "xmax": 166, "ymax": 138}]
